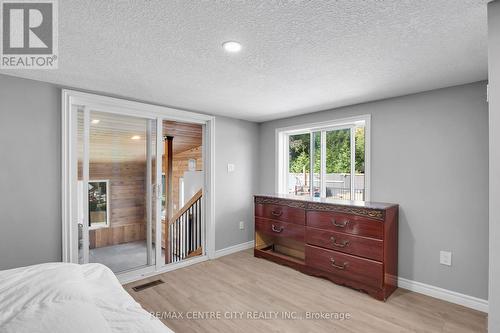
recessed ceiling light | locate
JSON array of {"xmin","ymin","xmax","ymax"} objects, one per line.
[
  {"xmin": 222, "ymin": 41, "xmax": 242, "ymax": 53},
  {"xmin": 131, "ymin": 135, "xmax": 141, "ymax": 140},
  {"xmin": 91, "ymin": 119, "xmax": 100, "ymax": 124}
]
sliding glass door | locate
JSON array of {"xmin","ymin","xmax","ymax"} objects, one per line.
[
  {"xmin": 76, "ymin": 107, "xmax": 159, "ymax": 273},
  {"xmin": 73, "ymin": 103, "xmax": 207, "ymax": 275},
  {"xmin": 63, "ymin": 90, "xmax": 214, "ymax": 279}
]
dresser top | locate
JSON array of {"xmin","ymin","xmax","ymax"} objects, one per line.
[{"xmin": 254, "ymin": 193, "xmax": 398, "ymax": 210}]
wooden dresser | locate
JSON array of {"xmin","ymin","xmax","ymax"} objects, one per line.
[{"xmin": 254, "ymin": 194, "xmax": 398, "ymax": 301}]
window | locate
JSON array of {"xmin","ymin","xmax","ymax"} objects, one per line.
[
  {"xmin": 277, "ymin": 115, "xmax": 370, "ymax": 201},
  {"xmin": 78, "ymin": 180, "xmax": 110, "ymax": 229}
]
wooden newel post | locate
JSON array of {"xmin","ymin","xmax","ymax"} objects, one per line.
[{"xmin": 164, "ymin": 135, "xmax": 174, "ymax": 264}]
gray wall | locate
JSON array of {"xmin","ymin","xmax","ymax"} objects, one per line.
[
  {"xmin": 0, "ymin": 74, "xmax": 490, "ymax": 303},
  {"xmin": 488, "ymin": 1, "xmax": 500, "ymax": 330},
  {"xmin": 0, "ymin": 74, "xmax": 259, "ymax": 271},
  {"xmin": 214, "ymin": 117, "xmax": 259, "ymax": 250},
  {"xmin": 0, "ymin": 75, "xmax": 62, "ymax": 270},
  {"xmin": 259, "ymin": 82, "xmax": 489, "ymax": 299}
]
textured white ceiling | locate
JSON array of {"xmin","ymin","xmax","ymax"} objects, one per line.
[{"xmin": 1, "ymin": 0, "xmax": 489, "ymax": 122}]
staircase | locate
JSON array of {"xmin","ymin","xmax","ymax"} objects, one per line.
[{"xmin": 165, "ymin": 189, "xmax": 203, "ymax": 263}]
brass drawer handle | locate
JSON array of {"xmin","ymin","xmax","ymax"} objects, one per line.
[
  {"xmin": 330, "ymin": 259, "xmax": 348, "ymax": 270},
  {"xmin": 271, "ymin": 224, "xmax": 284, "ymax": 233},
  {"xmin": 330, "ymin": 237, "xmax": 350, "ymax": 248},
  {"xmin": 331, "ymin": 219, "xmax": 349, "ymax": 228},
  {"xmin": 271, "ymin": 210, "xmax": 283, "ymax": 217}
]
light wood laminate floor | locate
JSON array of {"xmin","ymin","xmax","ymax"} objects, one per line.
[{"xmin": 125, "ymin": 250, "xmax": 487, "ymax": 333}]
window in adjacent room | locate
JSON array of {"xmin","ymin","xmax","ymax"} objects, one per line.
[
  {"xmin": 78, "ymin": 180, "xmax": 110, "ymax": 229},
  {"xmin": 277, "ymin": 115, "xmax": 370, "ymax": 201}
]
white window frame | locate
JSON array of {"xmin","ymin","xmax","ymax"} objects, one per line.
[{"xmin": 275, "ymin": 115, "xmax": 371, "ymax": 201}]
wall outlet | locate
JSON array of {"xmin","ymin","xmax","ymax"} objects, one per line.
[
  {"xmin": 239, "ymin": 221, "xmax": 245, "ymax": 230},
  {"xmin": 440, "ymin": 251, "xmax": 452, "ymax": 266},
  {"xmin": 227, "ymin": 163, "xmax": 235, "ymax": 173}
]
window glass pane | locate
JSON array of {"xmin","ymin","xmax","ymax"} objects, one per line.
[
  {"xmin": 88, "ymin": 181, "xmax": 108, "ymax": 227},
  {"xmin": 325, "ymin": 129, "xmax": 351, "ymax": 200},
  {"xmin": 87, "ymin": 111, "xmax": 153, "ymax": 272},
  {"xmin": 288, "ymin": 133, "xmax": 310, "ymax": 196},
  {"xmin": 354, "ymin": 127, "xmax": 365, "ymax": 201},
  {"xmin": 312, "ymin": 131, "xmax": 321, "ymax": 197}
]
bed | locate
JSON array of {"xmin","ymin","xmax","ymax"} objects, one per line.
[{"xmin": 0, "ymin": 262, "xmax": 173, "ymax": 333}]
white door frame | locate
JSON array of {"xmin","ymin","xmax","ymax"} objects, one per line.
[{"xmin": 61, "ymin": 89, "xmax": 216, "ymax": 282}]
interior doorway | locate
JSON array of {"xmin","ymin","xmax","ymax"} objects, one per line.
[{"xmin": 160, "ymin": 121, "xmax": 204, "ymax": 264}]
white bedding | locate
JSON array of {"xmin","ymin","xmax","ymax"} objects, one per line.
[{"xmin": 0, "ymin": 263, "xmax": 173, "ymax": 333}]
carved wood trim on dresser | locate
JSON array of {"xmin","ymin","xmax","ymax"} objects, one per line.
[
  {"xmin": 255, "ymin": 196, "xmax": 307, "ymax": 209},
  {"xmin": 254, "ymin": 194, "xmax": 399, "ymax": 301},
  {"xmin": 306, "ymin": 202, "xmax": 385, "ymax": 221}
]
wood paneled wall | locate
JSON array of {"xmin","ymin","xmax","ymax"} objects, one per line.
[
  {"xmin": 87, "ymin": 146, "xmax": 202, "ymax": 249},
  {"xmin": 89, "ymin": 161, "xmax": 147, "ymax": 248}
]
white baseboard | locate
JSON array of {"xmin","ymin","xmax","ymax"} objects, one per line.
[
  {"xmin": 398, "ymin": 277, "xmax": 488, "ymax": 313},
  {"xmin": 214, "ymin": 243, "xmax": 488, "ymax": 313},
  {"xmin": 214, "ymin": 241, "xmax": 254, "ymax": 258}
]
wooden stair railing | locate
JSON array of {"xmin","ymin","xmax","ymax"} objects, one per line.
[{"xmin": 166, "ymin": 189, "xmax": 203, "ymax": 264}]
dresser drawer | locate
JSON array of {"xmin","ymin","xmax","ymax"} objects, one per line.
[
  {"xmin": 255, "ymin": 218, "xmax": 305, "ymax": 242},
  {"xmin": 306, "ymin": 211, "xmax": 383, "ymax": 239},
  {"xmin": 305, "ymin": 227, "xmax": 383, "ymax": 261},
  {"xmin": 305, "ymin": 245, "xmax": 383, "ymax": 289},
  {"xmin": 255, "ymin": 203, "xmax": 305, "ymax": 225}
]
